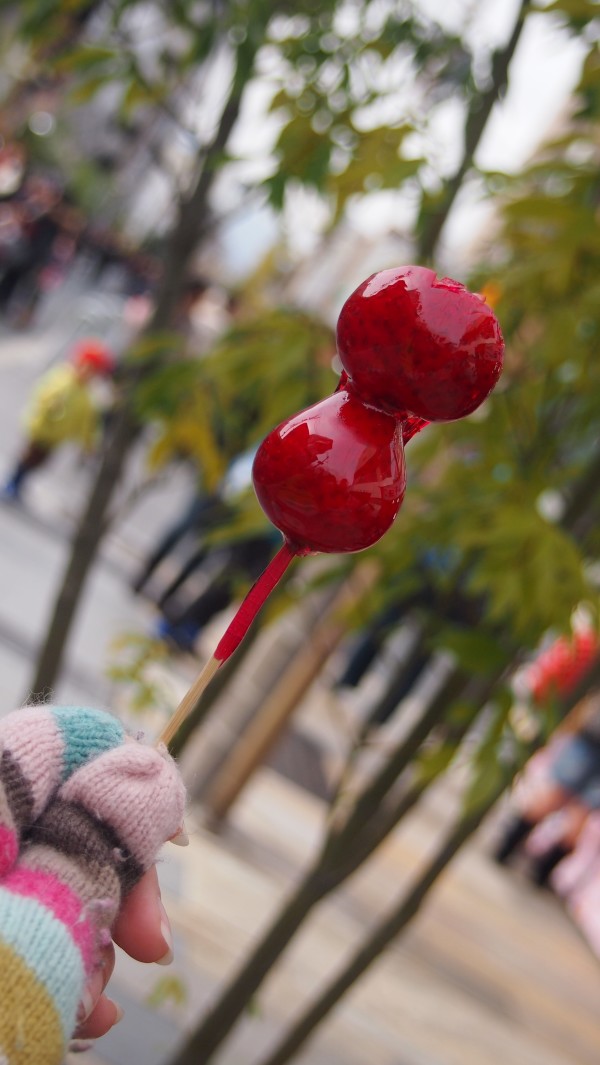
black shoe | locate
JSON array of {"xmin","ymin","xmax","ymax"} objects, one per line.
[
  {"xmin": 492, "ymin": 815, "xmax": 534, "ymax": 864},
  {"xmin": 0, "ymin": 480, "xmax": 22, "ymax": 504},
  {"xmin": 529, "ymin": 843, "xmax": 571, "ymax": 887},
  {"xmin": 155, "ymin": 617, "xmax": 198, "ymax": 654}
]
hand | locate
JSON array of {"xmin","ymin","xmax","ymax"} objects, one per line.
[
  {"xmin": 0, "ymin": 706, "xmax": 186, "ymax": 1065},
  {"xmin": 74, "ymin": 865, "xmax": 174, "ymax": 1040}
]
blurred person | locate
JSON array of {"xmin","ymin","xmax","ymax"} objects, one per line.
[
  {"xmin": 502, "ymin": 722, "xmax": 600, "ymax": 886},
  {"xmin": 82, "ymin": 221, "xmax": 128, "ymax": 287},
  {"xmin": 1, "ymin": 337, "xmax": 115, "ymax": 502},
  {"xmin": 121, "ymin": 250, "xmax": 161, "ymax": 331},
  {"xmin": 34, "ymin": 196, "xmax": 86, "ymax": 299},
  {"xmin": 0, "ymin": 172, "xmax": 64, "ymax": 324},
  {"xmin": 155, "ymin": 525, "xmax": 280, "ymax": 653},
  {"xmin": 551, "ymin": 809, "xmax": 600, "ymax": 957},
  {"xmin": 130, "ymin": 489, "xmax": 231, "ymax": 601},
  {"xmin": 331, "ymin": 548, "xmax": 479, "ymax": 723},
  {"xmin": 521, "ymin": 693, "xmax": 600, "ymax": 885},
  {"xmin": 493, "ymin": 623, "xmax": 600, "ymax": 875},
  {"xmin": 131, "ymin": 446, "xmax": 257, "ymax": 604},
  {"xmin": 0, "ymin": 198, "xmax": 28, "ymax": 285}
]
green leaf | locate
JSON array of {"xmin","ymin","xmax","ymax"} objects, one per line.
[
  {"xmin": 544, "ymin": 0, "xmax": 600, "ymax": 23},
  {"xmin": 69, "ymin": 75, "xmax": 114, "ymax": 105},
  {"xmin": 146, "ymin": 975, "xmax": 187, "ymax": 1010},
  {"xmin": 463, "ymin": 758, "xmax": 508, "ymax": 816},
  {"xmin": 55, "ymin": 44, "xmax": 119, "ymax": 74},
  {"xmin": 120, "ymin": 78, "xmax": 164, "ymax": 118},
  {"xmin": 414, "ymin": 742, "xmax": 457, "ymax": 785},
  {"xmin": 429, "ymin": 627, "xmax": 507, "ymax": 675},
  {"xmin": 273, "ymin": 111, "xmax": 333, "ymax": 189},
  {"xmin": 328, "ymin": 124, "xmax": 422, "ymax": 216}
]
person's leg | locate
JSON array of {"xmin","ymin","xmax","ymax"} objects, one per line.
[
  {"xmin": 156, "ymin": 577, "xmax": 234, "ymax": 652},
  {"xmin": 335, "ymin": 603, "xmax": 405, "ymax": 690},
  {"xmin": 0, "ymin": 263, "xmax": 27, "ymax": 310},
  {"xmin": 131, "ymin": 495, "xmax": 219, "ymax": 594},
  {"xmin": 3, "ymin": 440, "xmax": 52, "ymax": 499},
  {"xmin": 530, "ymin": 840, "xmax": 573, "ymax": 886},
  {"xmin": 157, "ymin": 546, "xmax": 208, "ymax": 609},
  {"xmin": 527, "ymin": 799, "xmax": 593, "ymax": 887},
  {"xmin": 369, "ymin": 646, "xmax": 430, "ymax": 725},
  {"xmin": 131, "ymin": 518, "xmax": 193, "ymax": 594},
  {"xmin": 493, "ymin": 813, "xmax": 536, "ymax": 864},
  {"xmin": 335, "ymin": 629, "xmax": 385, "ymax": 689}
]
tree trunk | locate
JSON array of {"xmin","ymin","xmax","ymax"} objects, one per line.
[
  {"xmin": 417, "ymin": 0, "xmax": 531, "ymax": 262},
  {"xmin": 327, "ymin": 660, "xmax": 467, "ymax": 855},
  {"xmin": 164, "ymin": 659, "xmax": 479, "ymax": 1065},
  {"xmin": 255, "ymin": 786, "xmax": 505, "ymax": 1065},
  {"xmin": 168, "ymin": 867, "xmax": 329, "ymax": 1065},
  {"xmin": 27, "ymin": 405, "xmax": 137, "ymax": 701}
]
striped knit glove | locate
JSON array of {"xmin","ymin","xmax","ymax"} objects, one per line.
[{"xmin": 0, "ymin": 705, "xmax": 186, "ymax": 1065}]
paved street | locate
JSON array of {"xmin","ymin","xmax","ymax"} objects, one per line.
[
  {"xmin": 89, "ymin": 773, "xmax": 600, "ymax": 1065},
  {"xmin": 0, "ymin": 314, "xmax": 599, "ymax": 1065}
]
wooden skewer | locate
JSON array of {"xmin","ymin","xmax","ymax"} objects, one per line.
[
  {"xmin": 156, "ymin": 539, "xmax": 297, "ymax": 749},
  {"xmin": 158, "ymin": 654, "xmax": 221, "ymax": 747}
]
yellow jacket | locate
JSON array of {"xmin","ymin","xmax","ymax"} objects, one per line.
[{"xmin": 24, "ymin": 365, "xmax": 99, "ymax": 450}]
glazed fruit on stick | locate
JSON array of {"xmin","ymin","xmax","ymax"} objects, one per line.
[{"xmin": 159, "ymin": 265, "xmax": 504, "ymax": 746}]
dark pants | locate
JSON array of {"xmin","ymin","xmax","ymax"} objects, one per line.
[
  {"xmin": 132, "ymin": 493, "xmax": 227, "ymax": 594},
  {"xmin": 165, "ymin": 535, "xmax": 277, "ymax": 634},
  {"xmin": 335, "ymin": 602, "xmax": 406, "ymax": 689},
  {"xmin": 4, "ymin": 440, "xmax": 52, "ymax": 494}
]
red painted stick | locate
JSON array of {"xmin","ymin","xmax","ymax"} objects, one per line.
[{"xmin": 158, "ymin": 540, "xmax": 297, "ymax": 747}]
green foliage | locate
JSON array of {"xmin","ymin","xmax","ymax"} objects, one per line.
[
  {"xmin": 327, "ymin": 125, "xmax": 422, "ymax": 221},
  {"xmin": 429, "ymin": 627, "xmax": 507, "ymax": 677},
  {"xmin": 346, "ymin": 32, "xmax": 600, "ymax": 736},
  {"xmin": 545, "ymin": 0, "xmax": 600, "ymax": 36},
  {"xmin": 8, "ymin": 0, "xmax": 468, "ymax": 239},
  {"xmin": 106, "ymin": 633, "xmax": 176, "ymax": 717},
  {"xmin": 263, "ymin": 6, "xmax": 475, "ymax": 219},
  {"xmin": 133, "ymin": 307, "xmax": 336, "ymax": 481},
  {"xmin": 54, "ymin": 44, "xmax": 120, "ymax": 74},
  {"xmin": 146, "ymin": 974, "xmax": 188, "ymax": 1011}
]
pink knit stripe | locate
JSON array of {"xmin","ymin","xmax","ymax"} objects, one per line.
[
  {"xmin": 0, "ymin": 824, "xmax": 18, "ymax": 872},
  {"xmin": 0, "ymin": 708, "xmax": 64, "ymax": 816},
  {"xmin": 61, "ymin": 742, "xmax": 186, "ymax": 869},
  {"xmin": 2, "ymin": 866, "xmax": 96, "ymax": 972}
]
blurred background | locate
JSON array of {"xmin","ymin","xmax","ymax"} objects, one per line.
[{"xmin": 1, "ymin": 1, "xmax": 600, "ymax": 1063}]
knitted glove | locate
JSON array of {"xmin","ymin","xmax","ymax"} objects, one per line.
[{"xmin": 0, "ymin": 705, "xmax": 186, "ymax": 1065}]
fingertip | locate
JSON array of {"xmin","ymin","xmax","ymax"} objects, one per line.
[
  {"xmin": 74, "ymin": 995, "xmax": 123, "ymax": 1040},
  {"xmin": 112, "ymin": 865, "xmax": 173, "ymax": 963}
]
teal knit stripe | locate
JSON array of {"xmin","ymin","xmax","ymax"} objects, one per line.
[
  {"xmin": 51, "ymin": 706, "xmax": 124, "ymax": 782},
  {"xmin": 0, "ymin": 888, "xmax": 84, "ymax": 1037}
]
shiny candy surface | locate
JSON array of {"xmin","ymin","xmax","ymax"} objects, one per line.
[
  {"xmin": 336, "ymin": 265, "xmax": 504, "ymax": 421},
  {"xmin": 252, "ymin": 388, "xmax": 406, "ymax": 554}
]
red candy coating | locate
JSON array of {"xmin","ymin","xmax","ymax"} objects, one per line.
[
  {"xmin": 336, "ymin": 265, "xmax": 504, "ymax": 422},
  {"xmin": 252, "ymin": 388, "xmax": 406, "ymax": 554}
]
